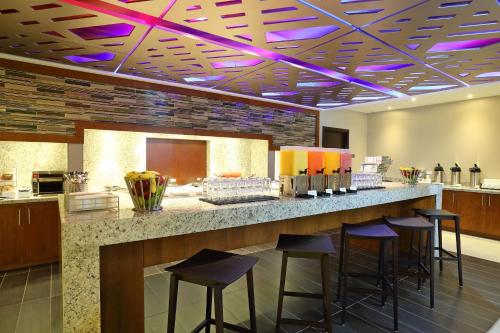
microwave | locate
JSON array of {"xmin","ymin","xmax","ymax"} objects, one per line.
[{"xmin": 32, "ymin": 171, "xmax": 65, "ymax": 196}]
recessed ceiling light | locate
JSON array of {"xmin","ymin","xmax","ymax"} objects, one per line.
[
  {"xmin": 388, "ymin": 106, "xmax": 392, "ymax": 110},
  {"xmin": 411, "ymin": 97, "xmax": 416, "ymax": 102},
  {"xmin": 467, "ymin": 94, "xmax": 473, "ymax": 99}
]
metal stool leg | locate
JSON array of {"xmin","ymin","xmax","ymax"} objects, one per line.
[
  {"xmin": 321, "ymin": 254, "xmax": 333, "ymax": 333},
  {"xmin": 381, "ymin": 240, "xmax": 387, "ymax": 307},
  {"xmin": 408, "ymin": 230, "xmax": 414, "ymax": 269},
  {"xmin": 247, "ymin": 269, "xmax": 257, "ymax": 332},
  {"xmin": 428, "ymin": 229, "xmax": 435, "ymax": 308},
  {"xmin": 167, "ymin": 274, "xmax": 179, "ymax": 333},
  {"xmin": 337, "ymin": 226, "xmax": 346, "ymax": 302},
  {"xmin": 205, "ymin": 287, "xmax": 212, "ymax": 333},
  {"xmin": 275, "ymin": 252, "xmax": 288, "ymax": 332},
  {"xmin": 438, "ymin": 219, "xmax": 443, "ymax": 272},
  {"xmin": 214, "ymin": 287, "xmax": 224, "ymax": 333},
  {"xmin": 341, "ymin": 236, "xmax": 350, "ymax": 325},
  {"xmin": 417, "ymin": 231, "xmax": 422, "ymax": 290},
  {"xmin": 455, "ymin": 216, "xmax": 464, "ymax": 287},
  {"xmin": 392, "ymin": 238, "xmax": 399, "ymax": 332}
]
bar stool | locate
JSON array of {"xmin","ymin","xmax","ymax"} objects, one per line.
[
  {"xmin": 414, "ymin": 208, "xmax": 463, "ymax": 286},
  {"xmin": 337, "ymin": 223, "xmax": 399, "ymax": 332},
  {"xmin": 165, "ymin": 249, "xmax": 258, "ymax": 333},
  {"xmin": 275, "ymin": 234, "xmax": 335, "ymax": 333},
  {"xmin": 384, "ymin": 216, "xmax": 435, "ymax": 308}
]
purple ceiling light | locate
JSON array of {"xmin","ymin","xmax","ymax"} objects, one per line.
[
  {"xmin": 211, "ymin": 59, "xmax": 265, "ymax": 69},
  {"xmin": 297, "ymin": 81, "xmax": 340, "ymax": 87},
  {"xmin": 266, "ymin": 26, "xmax": 339, "ymax": 43},
  {"xmin": 427, "ymin": 38, "xmax": 500, "ymax": 52},
  {"xmin": 183, "ymin": 75, "xmax": 226, "ymax": 82},
  {"xmin": 475, "ymin": 72, "xmax": 500, "ymax": 78},
  {"xmin": 262, "ymin": 91, "xmax": 298, "ymax": 97},
  {"xmin": 355, "ymin": 64, "xmax": 414, "ymax": 72},
  {"xmin": 69, "ymin": 23, "xmax": 136, "ymax": 40},
  {"xmin": 65, "ymin": 52, "xmax": 116, "ymax": 63}
]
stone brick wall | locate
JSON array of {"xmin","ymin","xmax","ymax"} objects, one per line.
[{"xmin": 0, "ymin": 67, "xmax": 317, "ymax": 147}]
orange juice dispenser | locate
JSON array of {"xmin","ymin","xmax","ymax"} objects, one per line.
[
  {"xmin": 308, "ymin": 151, "xmax": 326, "ymax": 193},
  {"xmin": 324, "ymin": 152, "xmax": 341, "ymax": 174},
  {"xmin": 279, "ymin": 149, "xmax": 309, "ymax": 196}
]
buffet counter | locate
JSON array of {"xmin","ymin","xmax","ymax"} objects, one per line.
[{"xmin": 60, "ymin": 182, "xmax": 442, "ymax": 333}]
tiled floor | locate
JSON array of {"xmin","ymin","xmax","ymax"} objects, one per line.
[
  {"xmin": 1, "ymin": 235, "xmax": 500, "ymax": 333},
  {"xmin": 442, "ymin": 231, "xmax": 500, "ymax": 264}
]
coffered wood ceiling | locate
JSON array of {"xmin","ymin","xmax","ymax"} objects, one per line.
[{"xmin": 0, "ymin": 0, "xmax": 498, "ymax": 110}]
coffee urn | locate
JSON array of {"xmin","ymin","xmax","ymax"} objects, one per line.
[
  {"xmin": 469, "ymin": 164, "xmax": 481, "ymax": 188},
  {"xmin": 450, "ymin": 163, "xmax": 462, "ymax": 186},
  {"xmin": 433, "ymin": 163, "xmax": 444, "ymax": 183}
]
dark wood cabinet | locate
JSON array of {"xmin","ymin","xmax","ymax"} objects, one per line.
[
  {"xmin": 442, "ymin": 190, "xmax": 500, "ymax": 240},
  {"xmin": 0, "ymin": 201, "xmax": 60, "ymax": 271},
  {"xmin": 0, "ymin": 204, "xmax": 24, "ymax": 269}
]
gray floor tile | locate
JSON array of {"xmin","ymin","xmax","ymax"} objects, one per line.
[
  {"xmin": 0, "ymin": 303, "xmax": 21, "ymax": 333},
  {"xmin": 0, "ymin": 272, "xmax": 28, "ymax": 307},
  {"xmin": 51, "ymin": 296, "xmax": 62, "ymax": 333},
  {"xmin": 16, "ymin": 298, "xmax": 51, "ymax": 333},
  {"xmin": 24, "ymin": 266, "xmax": 51, "ymax": 302}
]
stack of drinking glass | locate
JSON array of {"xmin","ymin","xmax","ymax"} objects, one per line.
[
  {"xmin": 201, "ymin": 177, "xmax": 274, "ymax": 204},
  {"xmin": 350, "ymin": 173, "xmax": 383, "ymax": 190}
]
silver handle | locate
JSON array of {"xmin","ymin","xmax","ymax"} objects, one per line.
[
  {"xmin": 452, "ymin": 193, "xmax": 455, "ymax": 204},
  {"xmin": 489, "ymin": 195, "xmax": 491, "ymax": 207},
  {"xmin": 18, "ymin": 209, "xmax": 21, "ymax": 226},
  {"xmin": 481, "ymin": 195, "xmax": 484, "ymax": 206},
  {"xmin": 28, "ymin": 208, "xmax": 31, "ymax": 225}
]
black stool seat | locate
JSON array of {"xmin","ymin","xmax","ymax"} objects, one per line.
[
  {"xmin": 275, "ymin": 234, "xmax": 335, "ymax": 332},
  {"xmin": 276, "ymin": 234, "xmax": 335, "ymax": 254},
  {"xmin": 413, "ymin": 208, "xmax": 458, "ymax": 218},
  {"xmin": 166, "ymin": 249, "xmax": 258, "ymax": 333},
  {"xmin": 385, "ymin": 216, "xmax": 434, "ymax": 229},
  {"xmin": 166, "ymin": 249, "xmax": 258, "ymax": 286},
  {"xmin": 344, "ymin": 223, "xmax": 399, "ymax": 239}
]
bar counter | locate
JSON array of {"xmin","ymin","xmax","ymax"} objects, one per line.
[{"xmin": 59, "ymin": 182, "xmax": 442, "ymax": 332}]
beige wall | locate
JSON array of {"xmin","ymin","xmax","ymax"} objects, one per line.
[
  {"xmin": 0, "ymin": 141, "xmax": 67, "ymax": 187},
  {"xmin": 367, "ymin": 95, "xmax": 500, "ymax": 180},
  {"xmin": 83, "ymin": 129, "xmax": 268, "ymax": 190},
  {"xmin": 320, "ymin": 108, "xmax": 368, "ymax": 171}
]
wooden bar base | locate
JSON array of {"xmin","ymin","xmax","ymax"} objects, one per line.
[{"xmin": 100, "ymin": 196, "xmax": 434, "ymax": 333}]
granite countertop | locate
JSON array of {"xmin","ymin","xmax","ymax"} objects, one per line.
[
  {"xmin": 442, "ymin": 185, "xmax": 500, "ymax": 195},
  {"xmin": 59, "ymin": 182, "xmax": 443, "ymax": 246},
  {"xmin": 0, "ymin": 194, "xmax": 59, "ymax": 205}
]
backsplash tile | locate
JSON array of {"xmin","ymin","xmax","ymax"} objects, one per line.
[{"xmin": 0, "ymin": 67, "xmax": 317, "ymax": 147}]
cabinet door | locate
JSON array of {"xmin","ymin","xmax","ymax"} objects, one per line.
[
  {"xmin": 442, "ymin": 190, "xmax": 456, "ymax": 211},
  {"xmin": 454, "ymin": 191, "xmax": 487, "ymax": 233},
  {"xmin": 485, "ymin": 194, "xmax": 500, "ymax": 238},
  {"xmin": 22, "ymin": 202, "xmax": 60, "ymax": 265},
  {"xmin": 0, "ymin": 204, "xmax": 24, "ymax": 269}
]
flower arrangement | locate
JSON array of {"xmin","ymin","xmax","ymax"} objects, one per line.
[
  {"xmin": 124, "ymin": 171, "xmax": 168, "ymax": 211},
  {"xmin": 400, "ymin": 167, "xmax": 420, "ymax": 185}
]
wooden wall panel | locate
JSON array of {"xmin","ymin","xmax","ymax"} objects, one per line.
[{"xmin": 146, "ymin": 138, "xmax": 207, "ymax": 184}]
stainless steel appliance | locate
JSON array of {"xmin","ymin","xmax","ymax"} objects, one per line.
[
  {"xmin": 32, "ymin": 171, "xmax": 65, "ymax": 196},
  {"xmin": 327, "ymin": 169, "xmax": 341, "ymax": 191},
  {"xmin": 433, "ymin": 163, "xmax": 444, "ymax": 183},
  {"xmin": 469, "ymin": 164, "xmax": 481, "ymax": 188},
  {"xmin": 280, "ymin": 175, "xmax": 309, "ymax": 197},
  {"xmin": 310, "ymin": 168, "xmax": 326, "ymax": 193},
  {"xmin": 450, "ymin": 163, "xmax": 462, "ymax": 186}
]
